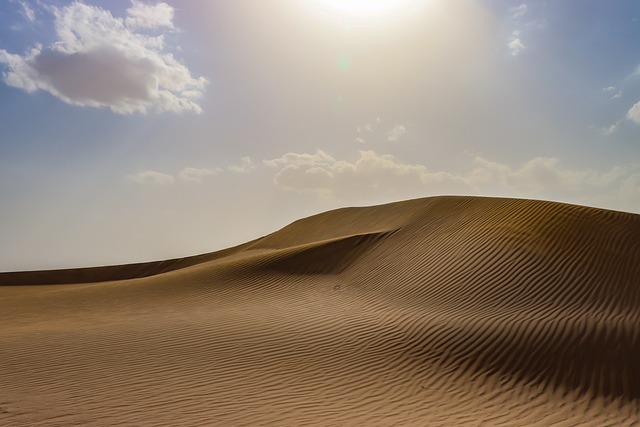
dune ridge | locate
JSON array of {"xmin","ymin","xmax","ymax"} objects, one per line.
[{"xmin": 1, "ymin": 196, "xmax": 639, "ymax": 426}]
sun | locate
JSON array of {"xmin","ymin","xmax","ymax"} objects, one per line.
[
  {"xmin": 313, "ymin": 0, "xmax": 416, "ymax": 16},
  {"xmin": 305, "ymin": 0, "xmax": 424, "ymax": 27}
]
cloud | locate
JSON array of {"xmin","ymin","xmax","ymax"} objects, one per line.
[
  {"xmin": 387, "ymin": 124, "xmax": 407, "ymax": 142},
  {"xmin": 263, "ymin": 151, "xmax": 335, "ymax": 169},
  {"xmin": 511, "ymin": 4, "xmax": 528, "ymax": 19},
  {"xmin": 129, "ymin": 170, "xmax": 175, "ymax": 185},
  {"xmin": 357, "ymin": 122, "xmax": 376, "ymax": 134},
  {"xmin": 0, "ymin": 2, "xmax": 207, "ymax": 114},
  {"xmin": 19, "ymin": 0, "xmax": 36, "ymax": 22},
  {"xmin": 464, "ymin": 156, "xmax": 640, "ymax": 212},
  {"xmin": 508, "ymin": 37, "xmax": 527, "ymax": 56},
  {"xmin": 228, "ymin": 157, "xmax": 256, "ymax": 173},
  {"xmin": 602, "ymin": 86, "xmax": 621, "ymax": 100},
  {"xmin": 469, "ymin": 156, "xmax": 633, "ymax": 195},
  {"xmin": 599, "ymin": 120, "xmax": 622, "ymax": 135},
  {"xmin": 626, "ymin": 101, "xmax": 640, "ymax": 124},
  {"xmin": 264, "ymin": 150, "xmax": 459, "ymax": 196},
  {"xmin": 130, "ymin": 165, "xmax": 223, "ymax": 184},
  {"xmin": 472, "ymin": 156, "xmax": 587, "ymax": 193},
  {"xmin": 178, "ymin": 167, "xmax": 218, "ymax": 182},
  {"xmin": 265, "ymin": 150, "xmax": 623, "ymax": 199},
  {"xmin": 125, "ymin": 0, "xmax": 174, "ymax": 30},
  {"xmin": 354, "ymin": 137, "xmax": 366, "ymax": 144},
  {"xmin": 262, "ymin": 148, "xmax": 639, "ymax": 211}
]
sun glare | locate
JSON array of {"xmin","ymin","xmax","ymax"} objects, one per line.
[
  {"xmin": 315, "ymin": 0, "xmax": 415, "ymax": 16},
  {"xmin": 306, "ymin": 0, "xmax": 424, "ymax": 28}
]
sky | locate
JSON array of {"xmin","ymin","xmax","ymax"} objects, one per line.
[{"xmin": 1, "ymin": 0, "xmax": 639, "ymax": 271}]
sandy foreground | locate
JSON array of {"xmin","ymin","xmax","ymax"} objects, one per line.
[{"xmin": 1, "ymin": 196, "xmax": 639, "ymax": 426}]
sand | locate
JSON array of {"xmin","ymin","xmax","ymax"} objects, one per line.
[{"xmin": 1, "ymin": 195, "xmax": 639, "ymax": 426}]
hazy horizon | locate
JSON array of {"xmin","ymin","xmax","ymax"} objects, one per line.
[{"xmin": 1, "ymin": 0, "xmax": 639, "ymax": 271}]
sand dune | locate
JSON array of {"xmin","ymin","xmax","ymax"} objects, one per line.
[{"xmin": 1, "ymin": 196, "xmax": 639, "ymax": 426}]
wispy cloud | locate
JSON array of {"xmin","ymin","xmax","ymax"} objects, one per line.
[
  {"xmin": 356, "ymin": 118, "xmax": 381, "ymax": 134},
  {"xmin": 599, "ymin": 120, "xmax": 622, "ymax": 135},
  {"xmin": 129, "ymin": 170, "xmax": 175, "ymax": 185},
  {"xmin": 387, "ymin": 124, "xmax": 407, "ymax": 142},
  {"xmin": 178, "ymin": 167, "xmax": 218, "ymax": 182},
  {"xmin": 18, "ymin": 0, "xmax": 36, "ymax": 22},
  {"xmin": 602, "ymin": 86, "xmax": 622, "ymax": 100},
  {"xmin": 510, "ymin": 4, "xmax": 528, "ymax": 19},
  {"xmin": 508, "ymin": 37, "xmax": 527, "ymax": 56},
  {"xmin": 228, "ymin": 157, "xmax": 256, "ymax": 173},
  {"xmin": 507, "ymin": 2, "xmax": 536, "ymax": 58},
  {"xmin": 0, "ymin": 1, "xmax": 207, "ymax": 114}
]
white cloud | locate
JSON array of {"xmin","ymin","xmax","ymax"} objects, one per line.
[
  {"xmin": 258, "ymin": 146, "xmax": 640, "ymax": 211},
  {"xmin": 356, "ymin": 118, "xmax": 382, "ymax": 134},
  {"xmin": 599, "ymin": 120, "xmax": 621, "ymax": 135},
  {"xmin": 263, "ymin": 150, "xmax": 335, "ymax": 169},
  {"xmin": 626, "ymin": 101, "xmax": 640, "ymax": 124},
  {"xmin": 178, "ymin": 167, "xmax": 218, "ymax": 182},
  {"xmin": 511, "ymin": 4, "xmax": 528, "ymax": 19},
  {"xmin": 469, "ymin": 156, "xmax": 635, "ymax": 195},
  {"xmin": 129, "ymin": 170, "xmax": 175, "ymax": 185},
  {"xmin": 264, "ymin": 150, "xmax": 460, "ymax": 196},
  {"xmin": 464, "ymin": 156, "xmax": 640, "ymax": 212},
  {"xmin": 471, "ymin": 156, "xmax": 587, "ymax": 193},
  {"xmin": 602, "ymin": 86, "xmax": 621, "ymax": 100},
  {"xmin": 228, "ymin": 156, "xmax": 256, "ymax": 173},
  {"xmin": 357, "ymin": 123, "xmax": 373, "ymax": 133},
  {"xmin": 508, "ymin": 37, "xmax": 527, "ymax": 56},
  {"xmin": 19, "ymin": 1, "xmax": 36, "ymax": 22},
  {"xmin": 265, "ymin": 150, "xmax": 628, "ymax": 200},
  {"xmin": 125, "ymin": 0, "xmax": 174, "ymax": 30},
  {"xmin": 0, "ymin": 2, "xmax": 207, "ymax": 114},
  {"xmin": 354, "ymin": 137, "xmax": 366, "ymax": 144},
  {"xmin": 387, "ymin": 124, "xmax": 407, "ymax": 142}
]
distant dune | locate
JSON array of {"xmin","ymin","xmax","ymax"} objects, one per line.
[{"xmin": 1, "ymin": 196, "xmax": 639, "ymax": 426}]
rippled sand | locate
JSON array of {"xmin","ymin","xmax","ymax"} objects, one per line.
[{"xmin": 1, "ymin": 196, "xmax": 639, "ymax": 426}]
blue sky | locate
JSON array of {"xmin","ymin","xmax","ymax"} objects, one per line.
[{"xmin": 1, "ymin": 0, "xmax": 639, "ymax": 271}]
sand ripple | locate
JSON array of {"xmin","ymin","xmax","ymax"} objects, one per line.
[{"xmin": 1, "ymin": 196, "xmax": 639, "ymax": 425}]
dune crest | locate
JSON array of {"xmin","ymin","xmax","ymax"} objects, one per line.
[{"xmin": 1, "ymin": 196, "xmax": 639, "ymax": 426}]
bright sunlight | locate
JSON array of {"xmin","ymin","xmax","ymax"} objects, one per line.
[{"xmin": 305, "ymin": 0, "xmax": 425, "ymax": 27}]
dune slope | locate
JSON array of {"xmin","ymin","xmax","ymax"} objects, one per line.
[{"xmin": 1, "ymin": 196, "xmax": 639, "ymax": 426}]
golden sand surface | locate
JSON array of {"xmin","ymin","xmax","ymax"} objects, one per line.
[{"xmin": 1, "ymin": 196, "xmax": 639, "ymax": 426}]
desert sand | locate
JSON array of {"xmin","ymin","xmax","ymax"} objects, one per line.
[{"xmin": 1, "ymin": 196, "xmax": 639, "ymax": 426}]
